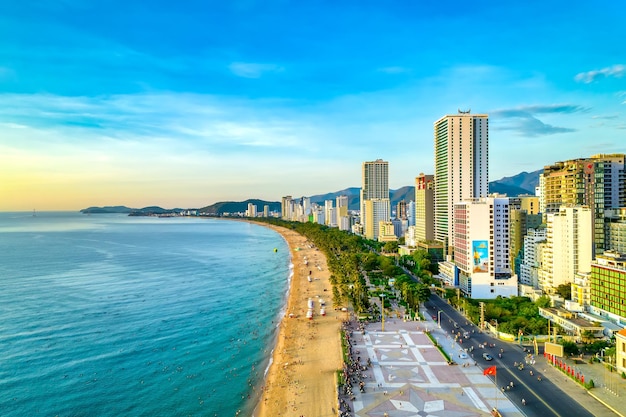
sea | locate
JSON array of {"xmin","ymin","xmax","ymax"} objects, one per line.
[{"xmin": 0, "ymin": 211, "xmax": 291, "ymax": 417}]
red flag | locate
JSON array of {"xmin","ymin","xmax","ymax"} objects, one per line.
[{"xmin": 483, "ymin": 366, "xmax": 496, "ymax": 376}]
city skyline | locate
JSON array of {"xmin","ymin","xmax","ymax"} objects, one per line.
[{"xmin": 1, "ymin": 1, "xmax": 625, "ymax": 211}]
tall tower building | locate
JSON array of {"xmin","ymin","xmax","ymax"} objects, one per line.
[
  {"xmin": 540, "ymin": 154, "xmax": 626, "ymax": 255},
  {"xmin": 336, "ymin": 195, "xmax": 349, "ymax": 230},
  {"xmin": 453, "ymin": 196, "xmax": 517, "ymax": 298},
  {"xmin": 509, "ymin": 195, "xmax": 542, "ymax": 275},
  {"xmin": 590, "ymin": 251, "xmax": 626, "ymax": 322},
  {"xmin": 396, "ymin": 200, "xmax": 407, "ymax": 220},
  {"xmin": 538, "ymin": 206, "xmax": 593, "ymax": 294},
  {"xmin": 434, "ymin": 112, "xmax": 489, "ymax": 255},
  {"xmin": 361, "ymin": 159, "xmax": 390, "ymax": 240},
  {"xmin": 415, "ymin": 173, "xmax": 434, "ymax": 242},
  {"xmin": 364, "ymin": 199, "xmax": 390, "ymax": 240},
  {"xmin": 281, "ymin": 196, "xmax": 293, "ymax": 220},
  {"xmin": 519, "ymin": 228, "xmax": 547, "ymax": 288}
]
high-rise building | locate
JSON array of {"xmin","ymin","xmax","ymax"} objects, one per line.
[
  {"xmin": 324, "ymin": 200, "xmax": 335, "ymax": 227},
  {"xmin": 519, "ymin": 228, "xmax": 547, "ymax": 288},
  {"xmin": 434, "ymin": 112, "xmax": 489, "ymax": 255},
  {"xmin": 509, "ymin": 196, "xmax": 542, "ymax": 275},
  {"xmin": 538, "ymin": 206, "xmax": 593, "ymax": 294},
  {"xmin": 336, "ymin": 195, "xmax": 349, "ymax": 231},
  {"xmin": 364, "ymin": 198, "xmax": 390, "ymax": 240},
  {"xmin": 540, "ymin": 154, "xmax": 626, "ymax": 255},
  {"xmin": 246, "ymin": 203, "xmax": 257, "ymax": 217},
  {"xmin": 606, "ymin": 208, "xmax": 626, "ymax": 253},
  {"xmin": 361, "ymin": 159, "xmax": 390, "ymax": 240},
  {"xmin": 415, "ymin": 173, "xmax": 434, "ymax": 242},
  {"xmin": 453, "ymin": 196, "xmax": 517, "ymax": 299},
  {"xmin": 589, "ymin": 251, "xmax": 626, "ymax": 323},
  {"xmin": 407, "ymin": 201, "xmax": 416, "ymax": 227},
  {"xmin": 281, "ymin": 196, "xmax": 293, "ymax": 220},
  {"xmin": 396, "ymin": 200, "xmax": 407, "ymax": 220}
]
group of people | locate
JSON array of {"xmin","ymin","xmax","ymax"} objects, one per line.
[{"xmin": 339, "ymin": 320, "xmax": 371, "ymax": 416}]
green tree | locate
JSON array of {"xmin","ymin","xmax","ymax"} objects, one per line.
[
  {"xmin": 555, "ymin": 283, "xmax": 572, "ymax": 300},
  {"xmin": 561, "ymin": 340, "xmax": 579, "ymax": 356},
  {"xmin": 415, "ymin": 284, "xmax": 432, "ymax": 305},
  {"xmin": 536, "ymin": 296, "xmax": 551, "ymax": 308},
  {"xmin": 383, "ymin": 241, "xmax": 399, "ymax": 253}
]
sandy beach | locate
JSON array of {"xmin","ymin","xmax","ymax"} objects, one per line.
[{"xmin": 254, "ymin": 224, "xmax": 342, "ymax": 417}]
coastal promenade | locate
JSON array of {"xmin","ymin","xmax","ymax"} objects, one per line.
[
  {"xmin": 341, "ymin": 309, "xmax": 623, "ymax": 417},
  {"xmin": 251, "ymin": 221, "xmax": 623, "ymax": 417},
  {"xmin": 341, "ymin": 314, "xmax": 522, "ymax": 417}
]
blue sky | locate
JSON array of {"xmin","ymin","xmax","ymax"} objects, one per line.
[{"xmin": 1, "ymin": 1, "xmax": 625, "ymax": 210}]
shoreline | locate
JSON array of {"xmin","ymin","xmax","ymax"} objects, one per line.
[{"xmin": 253, "ymin": 223, "xmax": 343, "ymax": 417}]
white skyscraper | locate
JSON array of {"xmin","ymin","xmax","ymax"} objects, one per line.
[
  {"xmin": 453, "ymin": 196, "xmax": 517, "ymax": 299},
  {"xmin": 519, "ymin": 228, "xmax": 547, "ymax": 288},
  {"xmin": 538, "ymin": 206, "xmax": 593, "ymax": 294},
  {"xmin": 434, "ymin": 112, "xmax": 489, "ymax": 255},
  {"xmin": 361, "ymin": 159, "xmax": 390, "ymax": 240}
]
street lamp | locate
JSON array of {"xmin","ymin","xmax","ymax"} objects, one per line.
[
  {"xmin": 380, "ymin": 294, "xmax": 386, "ymax": 332},
  {"xmin": 438, "ymin": 310, "xmax": 442, "ymax": 329}
]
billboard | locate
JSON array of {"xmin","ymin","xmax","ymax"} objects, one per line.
[
  {"xmin": 472, "ymin": 240, "xmax": 489, "ymax": 273},
  {"xmin": 544, "ymin": 342, "xmax": 564, "ymax": 357}
]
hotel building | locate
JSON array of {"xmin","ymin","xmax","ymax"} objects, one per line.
[
  {"xmin": 538, "ymin": 206, "xmax": 593, "ymax": 294},
  {"xmin": 453, "ymin": 196, "xmax": 517, "ymax": 298},
  {"xmin": 589, "ymin": 251, "xmax": 626, "ymax": 324},
  {"xmin": 361, "ymin": 159, "xmax": 390, "ymax": 240},
  {"xmin": 434, "ymin": 112, "xmax": 489, "ymax": 256},
  {"xmin": 415, "ymin": 173, "xmax": 435, "ymax": 242},
  {"xmin": 540, "ymin": 154, "xmax": 626, "ymax": 255}
]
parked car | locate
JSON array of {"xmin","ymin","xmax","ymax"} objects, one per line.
[
  {"xmin": 483, "ymin": 353, "xmax": 493, "ymax": 361},
  {"xmin": 459, "ymin": 352, "xmax": 469, "ymax": 359}
]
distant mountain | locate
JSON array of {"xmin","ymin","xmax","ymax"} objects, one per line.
[
  {"xmin": 80, "ymin": 206, "xmax": 133, "ymax": 214},
  {"xmin": 309, "ymin": 187, "xmax": 360, "ymax": 210},
  {"xmin": 491, "ymin": 170, "xmax": 541, "ymax": 195},
  {"xmin": 82, "ymin": 170, "xmax": 543, "ymax": 216},
  {"xmin": 305, "ymin": 170, "xmax": 541, "ymax": 210},
  {"xmin": 199, "ymin": 199, "xmax": 281, "ymax": 215},
  {"xmin": 80, "ymin": 206, "xmax": 185, "ymax": 215},
  {"xmin": 307, "ymin": 186, "xmax": 415, "ymax": 211}
]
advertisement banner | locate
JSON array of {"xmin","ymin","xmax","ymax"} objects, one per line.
[{"xmin": 472, "ymin": 240, "xmax": 489, "ymax": 273}]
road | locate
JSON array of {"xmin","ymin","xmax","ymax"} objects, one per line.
[{"xmin": 425, "ymin": 294, "xmax": 596, "ymax": 417}]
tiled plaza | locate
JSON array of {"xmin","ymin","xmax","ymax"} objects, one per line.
[{"xmin": 345, "ymin": 321, "xmax": 522, "ymax": 417}]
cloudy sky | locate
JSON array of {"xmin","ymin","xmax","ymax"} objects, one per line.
[{"xmin": 1, "ymin": 1, "xmax": 625, "ymax": 210}]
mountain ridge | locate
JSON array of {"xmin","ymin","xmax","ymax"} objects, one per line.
[{"xmin": 81, "ymin": 170, "xmax": 541, "ymax": 215}]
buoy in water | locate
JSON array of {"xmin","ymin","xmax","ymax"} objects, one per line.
[{"xmin": 273, "ymin": 248, "xmax": 277, "ymax": 252}]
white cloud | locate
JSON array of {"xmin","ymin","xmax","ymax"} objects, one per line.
[
  {"xmin": 491, "ymin": 104, "xmax": 587, "ymax": 137},
  {"xmin": 228, "ymin": 62, "xmax": 284, "ymax": 78},
  {"xmin": 575, "ymin": 64, "xmax": 626, "ymax": 83}
]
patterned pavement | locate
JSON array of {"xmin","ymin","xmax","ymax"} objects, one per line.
[{"xmin": 346, "ymin": 318, "xmax": 522, "ymax": 417}]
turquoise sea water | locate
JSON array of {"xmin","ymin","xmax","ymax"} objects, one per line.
[{"xmin": 0, "ymin": 212, "xmax": 291, "ymax": 417}]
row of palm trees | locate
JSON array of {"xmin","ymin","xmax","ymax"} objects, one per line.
[{"xmin": 259, "ymin": 218, "xmax": 434, "ymax": 318}]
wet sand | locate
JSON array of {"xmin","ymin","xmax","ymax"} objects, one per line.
[{"xmin": 254, "ymin": 224, "xmax": 342, "ymax": 417}]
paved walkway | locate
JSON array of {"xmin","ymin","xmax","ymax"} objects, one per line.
[
  {"xmin": 343, "ymin": 315, "xmax": 522, "ymax": 417},
  {"xmin": 343, "ymin": 307, "xmax": 624, "ymax": 417},
  {"xmin": 539, "ymin": 351, "xmax": 624, "ymax": 416}
]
